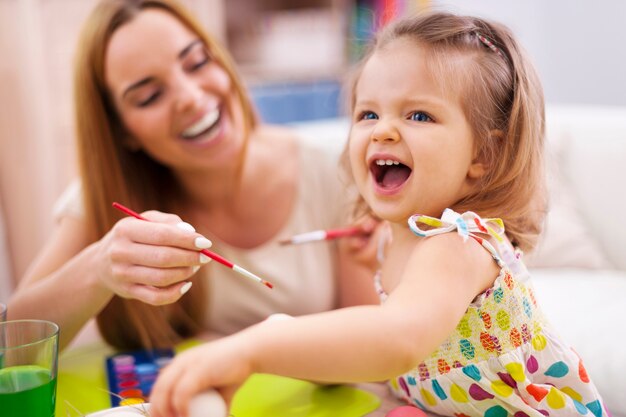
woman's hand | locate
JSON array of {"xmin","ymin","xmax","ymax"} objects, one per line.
[
  {"xmin": 336, "ymin": 214, "xmax": 389, "ymax": 307},
  {"xmin": 149, "ymin": 335, "xmax": 252, "ymax": 417},
  {"xmin": 94, "ymin": 210, "xmax": 212, "ymax": 305},
  {"xmin": 342, "ymin": 214, "xmax": 389, "ymax": 272}
]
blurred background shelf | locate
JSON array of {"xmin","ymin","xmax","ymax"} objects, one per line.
[
  {"xmin": 224, "ymin": 0, "xmax": 347, "ymax": 85},
  {"xmin": 250, "ymin": 80, "xmax": 343, "ymax": 124},
  {"xmin": 213, "ymin": 0, "xmax": 427, "ymax": 122}
]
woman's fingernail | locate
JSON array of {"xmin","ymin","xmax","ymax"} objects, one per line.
[
  {"xmin": 180, "ymin": 282, "xmax": 193, "ymax": 295},
  {"xmin": 199, "ymin": 253, "xmax": 211, "ymax": 264},
  {"xmin": 177, "ymin": 222, "xmax": 196, "ymax": 233},
  {"xmin": 266, "ymin": 313, "xmax": 294, "ymax": 322},
  {"xmin": 192, "ymin": 265, "xmax": 200, "ymax": 274},
  {"xmin": 194, "ymin": 237, "xmax": 212, "ymax": 249}
]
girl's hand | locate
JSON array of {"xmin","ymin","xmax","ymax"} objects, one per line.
[
  {"xmin": 149, "ymin": 336, "xmax": 252, "ymax": 417},
  {"xmin": 94, "ymin": 210, "xmax": 212, "ymax": 305}
]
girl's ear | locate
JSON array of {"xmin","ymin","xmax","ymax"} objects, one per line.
[
  {"xmin": 467, "ymin": 160, "xmax": 487, "ymax": 179},
  {"xmin": 468, "ymin": 129, "xmax": 504, "ymax": 179}
]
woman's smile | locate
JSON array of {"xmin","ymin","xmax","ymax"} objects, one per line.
[
  {"xmin": 180, "ymin": 107, "xmax": 220, "ymax": 140},
  {"xmin": 177, "ymin": 105, "xmax": 226, "ymax": 149}
]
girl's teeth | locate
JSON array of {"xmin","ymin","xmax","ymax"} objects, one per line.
[
  {"xmin": 182, "ymin": 109, "xmax": 220, "ymax": 138},
  {"xmin": 375, "ymin": 159, "xmax": 400, "ymax": 165}
]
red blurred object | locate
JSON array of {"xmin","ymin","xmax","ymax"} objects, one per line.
[{"xmin": 386, "ymin": 405, "xmax": 429, "ymax": 417}]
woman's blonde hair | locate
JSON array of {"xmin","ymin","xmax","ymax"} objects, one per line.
[
  {"xmin": 344, "ymin": 11, "xmax": 546, "ymax": 252},
  {"xmin": 73, "ymin": 0, "xmax": 257, "ymax": 349}
]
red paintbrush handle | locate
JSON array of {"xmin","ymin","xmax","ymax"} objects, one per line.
[
  {"xmin": 200, "ymin": 249, "xmax": 233, "ymax": 268},
  {"xmin": 325, "ymin": 227, "xmax": 363, "ymax": 240}
]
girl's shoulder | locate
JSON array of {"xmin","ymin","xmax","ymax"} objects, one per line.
[
  {"xmin": 399, "ymin": 211, "xmax": 505, "ymax": 298},
  {"xmin": 412, "ymin": 232, "xmax": 501, "ymax": 279}
]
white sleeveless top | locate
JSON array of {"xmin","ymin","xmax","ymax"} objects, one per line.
[{"xmin": 54, "ymin": 138, "xmax": 350, "ymax": 335}]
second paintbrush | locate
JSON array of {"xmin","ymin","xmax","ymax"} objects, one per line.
[{"xmin": 279, "ymin": 226, "xmax": 364, "ymax": 245}]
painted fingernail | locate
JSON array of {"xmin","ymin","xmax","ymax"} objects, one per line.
[
  {"xmin": 266, "ymin": 313, "xmax": 294, "ymax": 322},
  {"xmin": 176, "ymin": 221, "xmax": 196, "ymax": 233},
  {"xmin": 199, "ymin": 253, "xmax": 211, "ymax": 264},
  {"xmin": 180, "ymin": 282, "xmax": 193, "ymax": 295},
  {"xmin": 194, "ymin": 237, "xmax": 212, "ymax": 249},
  {"xmin": 192, "ymin": 265, "xmax": 200, "ymax": 274}
]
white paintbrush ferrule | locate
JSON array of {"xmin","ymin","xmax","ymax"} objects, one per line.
[{"xmin": 232, "ymin": 264, "xmax": 264, "ymax": 284}]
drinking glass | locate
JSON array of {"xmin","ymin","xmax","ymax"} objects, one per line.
[{"xmin": 0, "ymin": 320, "xmax": 59, "ymax": 417}]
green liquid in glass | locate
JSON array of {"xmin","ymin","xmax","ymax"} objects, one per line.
[{"xmin": 0, "ymin": 365, "xmax": 56, "ymax": 417}]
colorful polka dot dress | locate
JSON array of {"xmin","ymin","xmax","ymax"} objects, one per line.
[{"xmin": 376, "ymin": 209, "xmax": 609, "ymax": 417}]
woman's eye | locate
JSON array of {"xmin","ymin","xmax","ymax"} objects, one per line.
[
  {"xmin": 409, "ymin": 111, "xmax": 432, "ymax": 122},
  {"xmin": 186, "ymin": 48, "xmax": 212, "ymax": 72},
  {"xmin": 359, "ymin": 111, "xmax": 378, "ymax": 121},
  {"xmin": 137, "ymin": 91, "xmax": 161, "ymax": 108},
  {"xmin": 189, "ymin": 57, "xmax": 210, "ymax": 71}
]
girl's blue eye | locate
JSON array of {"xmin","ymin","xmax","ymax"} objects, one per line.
[
  {"xmin": 410, "ymin": 111, "xmax": 432, "ymax": 122},
  {"xmin": 360, "ymin": 111, "xmax": 378, "ymax": 120}
]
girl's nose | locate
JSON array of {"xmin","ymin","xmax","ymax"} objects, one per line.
[
  {"xmin": 175, "ymin": 74, "xmax": 204, "ymax": 113},
  {"xmin": 371, "ymin": 118, "xmax": 400, "ymax": 143}
]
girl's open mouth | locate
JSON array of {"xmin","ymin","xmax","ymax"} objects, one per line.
[{"xmin": 370, "ymin": 159, "xmax": 412, "ymax": 190}]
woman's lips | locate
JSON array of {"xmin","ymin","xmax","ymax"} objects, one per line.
[{"xmin": 180, "ymin": 107, "xmax": 221, "ymax": 140}]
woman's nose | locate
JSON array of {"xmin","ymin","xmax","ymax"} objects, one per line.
[
  {"xmin": 175, "ymin": 74, "xmax": 204, "ymax": 113},
  {"xmin": 371, "ymin": 118, "xmax": 400, "ymax": 143}
]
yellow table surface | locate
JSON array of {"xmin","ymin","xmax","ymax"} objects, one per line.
[{"xmin": 56, "ymin": 341, "xmax": 381, "ymax": 416}]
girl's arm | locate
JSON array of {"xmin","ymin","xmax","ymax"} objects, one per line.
[
  {"xmin": 252, "ymin": 234, "xmax": 496, "ymax": 381},
  {"xmin": 8, "ymin": 212, "xmax": 212, "ymax": 350},
  {"xmin": 150, "ymin": 233, "xmax": 499, "ymax": 417}
]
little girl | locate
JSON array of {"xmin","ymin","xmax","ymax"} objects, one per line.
[{"xmin": 150, "ymin": 11, "xmax": 608, "ymax": 417}]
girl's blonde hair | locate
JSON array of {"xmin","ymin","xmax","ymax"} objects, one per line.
[
  {"xmin": 345, "ymin": 11, "xmax": 546, "ymax": 252},
  {"xmin": 73, "ymin": 0, "xmax": 257, "ymax": 349}
]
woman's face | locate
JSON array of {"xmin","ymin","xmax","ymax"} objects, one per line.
[{"xmin": 105, "ymin": 9, "xmax": 246, "ymax": 172}]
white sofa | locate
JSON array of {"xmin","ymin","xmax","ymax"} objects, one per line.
[{"xmin": 293, "ymin": 104, "xmax": 626, "ymax": 416}]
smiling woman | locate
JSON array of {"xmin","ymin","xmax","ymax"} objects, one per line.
[
  {"xmin": 7, "ymin": 0, "xmax": 380, "ymax": 351},
  {"xmin": 103, "ymin": 8, "xmax": 244, "ymax": 171}
]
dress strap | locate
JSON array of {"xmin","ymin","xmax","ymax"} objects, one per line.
[
  {"xmin": 376, "ymin": 222, "xmax": 392, "ymax": 264},
  {"xmin": 408, "ymin": 209, "xmax": 506, "ymax": 269}
]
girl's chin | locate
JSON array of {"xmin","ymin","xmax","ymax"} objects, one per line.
[{"xmin": 366, "ymin": 202, "xmax": 410, "ymax": 224}]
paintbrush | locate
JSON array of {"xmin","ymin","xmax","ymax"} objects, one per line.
[{"xmin": 279, "ymin": 226, "xmax": 364, "ymax": 245}]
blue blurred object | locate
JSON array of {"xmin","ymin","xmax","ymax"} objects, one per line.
[
  {"xmin": 105, "ymin": 348, "xmax": 174, "ymax": 407},
  {"xmin": 250, "ymin": 80, "xmax": 343, "ymax": 124}
]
